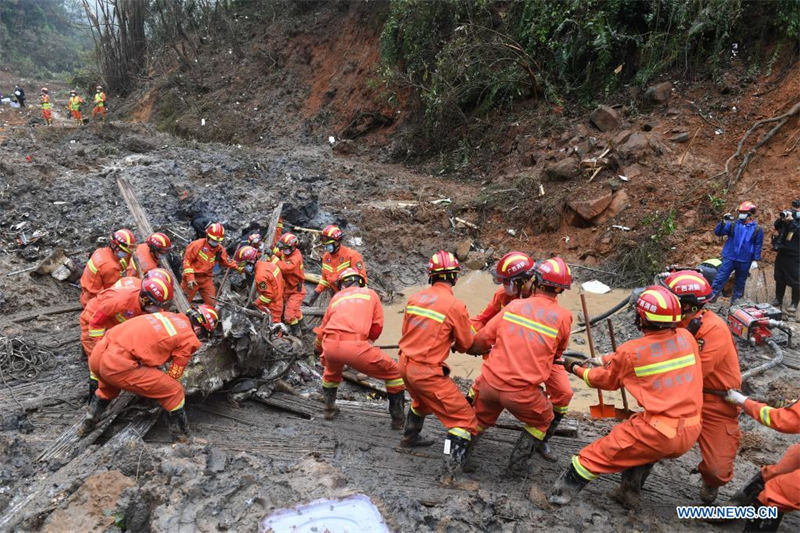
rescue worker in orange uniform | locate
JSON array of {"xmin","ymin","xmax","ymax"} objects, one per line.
[
  {"xmin": 550, "ymin": 286, "xmax": 703, "ymax": 507},
  {"xmin": 40, "ymin": 87, "xmax": 53, "ymax": 126},
  {"xmin": 469, "ymin": 252, "xmax": 574, "ymax": 425},
  {"xmin": 726, "ymin": 389, "xmax": 799, "ymax": 531},
  {"xmin": 236, "ymin": 245, "xmax": 285, "ymax": 323},
  {"xmin": 308, "ymin": 225, "xmax": 367, "ymax": 305},
  {"xmin": 398, "ymin": 250, "xmax": 478, "ymax": 473},
  {"xmin": 80, "ymin": 275, "xmax": 173, "ymax": 400},
  {"xmin": 83, "ymin": 305, "xmax": 218, "ymax": 441},
  {"xmin": 132, "ymin": 232, "xmax": 172, "ymax": 276},
  {"xmin": 315, "ymin": 268, "xmax": 405, "ymax": 427},
  {"xmin": 92, "ymin": 85, "xmax": 106, "ymax": 122},
  {"xmin": 68, "ymin": 89, "xmax": 85, "ymax": 124},
  {"xmin": 275, "ymin": 233, "xmax": 306, "ymax": 336},
  {"xmin": 469, "ymin": 256, "xmax": 573, "ymax": 472},
  {"xmin": 181, "ymin": 222, "xmax": 240, "ymax": 305},
  {"xmin": 663, "ymin": 269, "xmax": 741, "ymax": 504},
  {"xmin": 80, "ymin": 229, "xmax": 137, "ymax": 307}
]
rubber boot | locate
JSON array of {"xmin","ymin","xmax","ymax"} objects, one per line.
[
  {"xmin": 322, "ymin": 386, "xmax": 339, "ymax": 420},
  {"xmin": 167, "ymin": 407, "xmax": 191, "ymax": 443},
  {"xmin": 462, "ymin": 433, "xmax": 481, "ymax": 473},
  {"xmin": 78, "ymin": 396, "xmax": 110, "ymax": 436},
  {"xmin": 731, "ymin": 471, "xmax": 765, "ymax": 506},
  {"xmin": 743, "ymin": 507, "xmax": 784, "ymax": 532},
  {"xmin": 536, "ymin": 412, "xmax": 564, "ymax": 463},
  {"xmin": 290, "ymin": 323, "xmax": 302, "ymax": 337},
  {"xmin": 700, "ymin": 482, "xmax": 719, "ymax": 504},
  {"xmin": 387, "ymin": 391, "xmax": 405, "ymax": 430},
  {"xmin": 548, "ymin": 463, "xmax": 589, "ymax": 505},
  {"xmin": 400, "ymin": 409, "xmax": 434, "ymax": 447},
  {"xmin": 442, "ymin": 433, "xmax": 471, "ymax": 474},
  {"xmin": 608, "ymin": 463, "xmax": 654, "ymax": 509},
  {"xmin": 87, "ymin": 377, "xmax": 98, "ymax": 404},
  {"xmin": 507, "ymin": 431, "xmax": 537, "ymax": 475}
]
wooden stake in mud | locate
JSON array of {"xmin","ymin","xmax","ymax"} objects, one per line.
[
  {"xmin": 580, "ymin": 292, "xmax": 617, "ymax": 418},
  {"xmin": 246, "ymin": 202, "xmax": 284, "ymax": 308},
  {"xmin": 607, "ymin": 318, "xmax": 634, "ymax": 419},
  {"xmin": 678, "ymin": 127, "xmax": 701, "ymax": 166},
  {"xmin": 116, "ymin": 176, "xmax": 190, "ymax": 312}
]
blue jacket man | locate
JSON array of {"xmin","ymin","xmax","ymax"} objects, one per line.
[{"xmin": 710, "ymin": 201, "xmax": 763, "ymax": 304}]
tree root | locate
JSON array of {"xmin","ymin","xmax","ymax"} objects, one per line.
[{"xmin": 725, "ymin": 101, "xmax": 800, "ymax": 187}]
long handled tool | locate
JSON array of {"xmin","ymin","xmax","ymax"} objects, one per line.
[
  {"xmin": 607, "ymin": 318, "xmax": 634, "ymax": 419},
  {"xmin": 580, "ymin": 292, "xmax": 617, "ymax": 418}
]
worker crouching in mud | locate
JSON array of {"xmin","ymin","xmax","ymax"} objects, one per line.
[
  {"xmin": 550, "ymin": 286, "xmax": 703, "ymax": 508},
  {"xmin": 81, "ymin": 305, "xmax": 219, "ymax": 442}
]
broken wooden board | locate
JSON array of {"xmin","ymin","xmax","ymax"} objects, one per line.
[{"xmin": 247, "ymin": 202, "xmax": 284, "ymax": 306}]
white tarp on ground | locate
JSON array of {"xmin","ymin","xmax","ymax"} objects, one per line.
[{"xmin": 260, "ymin": 494, "xmax": 389, "ymax": 533}]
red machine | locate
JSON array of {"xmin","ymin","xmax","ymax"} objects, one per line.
[{"xmin": 727, "ymin": 303, "xmax": 784, "ymax": 346}]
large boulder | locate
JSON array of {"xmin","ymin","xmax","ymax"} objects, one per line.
[
  {"xmin": 544, "ymin": 157, "xmax": 580, "ymax": 181},
  {"xmin": 617, "ymin": 132, "xmax": 651, "ymax": 159},
  {"xmin": 590, "ymin": 105, "xmax": 620, "ymax": 132},
  {"xmin": 644, "ymin": 81, "xmax": 672, "ymax": 104},
  {"xmin": 568, "ymin": 191, "xmax": 613, "ymax": 222},
  {"xmin": 593, "ymin": 190, "xmax": 631, "ymax": 224}
]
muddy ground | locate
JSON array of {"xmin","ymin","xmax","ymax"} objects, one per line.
[{"xmin": 1, "ymin": 110, "xmax": 799, "ymax": 532}]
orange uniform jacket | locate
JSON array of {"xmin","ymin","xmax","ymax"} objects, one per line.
[
  {"xmin": 113, "ymin": 276, "xmax": 142, "ymax": 290},
  {"xmin": 471, "ymin": 287, "xmax": 515, "ymax": 331},
  {"xmin": 314, "ymin": 245, "xmax": 367, "ymax": 294},
  {"xmin": 182, "ymin": 238, "xmax": 238, "ymax": 282},
  {"xmin": 132, "ymin": 243, "xmax": 159, "ymax": 276},
  {"xmin": 81, "ymin": 286, "xmax": 143, "ymax": 349},
  {"xmin": 745, "ymin": 398, "xmax": 800, "ymax": 433},
  {"xmin": 80, "ymin": 247, "xmax": 131, "ymax": 306},
  {"xmin": 318, "ymin": 286, "xmax": 383, "ymax": 342},
  {"xmin": 276, "ymin": 248, "xmax": 306, "ymax": 295},
  {"xmin": 399, "ymin": 282, "xmax": 473, "ymax": 367},
  {"xmin": 475, "ymin": 293, "xmax": 572, "ymax": 391},
  {"xmin": 690, "ymin": 309, "xmax": 741, "ymax": 390},
  {"xmin": 578, "ymin": 328, "xmax": 703, "ymax": 419},
  {"xmin": 101, "ymin": 312, "xmax": 200, "ymax": 370},
  {"xmin": 254, "ymin": 259, "xmax": 284, "ymax": 315}
]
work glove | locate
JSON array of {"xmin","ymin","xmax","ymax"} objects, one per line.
[
  {"xmin": 725, "ymin": 389, "xmax": 748, "ymax": 406},
  {"xmin": 723, "ymin": 213, "xmax": 733, "ymax": 221},
  {"xmin": 562, "ymin": 356, "xmax": 584, "ymax": 374},
  {"xmin": 750, "ymin": 261, "xmax": 758, "ymax": 271},
  {"xmin": 187, "ymin": 280, "xmax": 198, "ymax": 290},
  {"xmin": 586, "ymin": 356, "xmax": 604, "ymax": 367},
  {"xmin": 270, "ymin": 322, "xmax": 289, "ymax": 336}
]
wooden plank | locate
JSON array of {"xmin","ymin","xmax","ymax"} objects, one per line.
[
  {"xmin": 251, "ymin": 391, "xmax": 316, "ymax": 419},
  {"xmin": 116, "ymin": 176, "xmax": 190, "ymax": 312},
  {"xmin": 246, "ymin": 202, "xmax": 284, "ymax": 307},
  {"xmin": 0, "ymin": 303, "xmax": 83, "ymax": 329}
]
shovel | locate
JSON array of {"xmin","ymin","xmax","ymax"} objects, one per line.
[
  {"xmin": 580, "ymin": 292, "xmax": 617, "ymax": 419},
  {"xmin": 607, "ymin": 319, "xmax": 635, "ymax": 419}
]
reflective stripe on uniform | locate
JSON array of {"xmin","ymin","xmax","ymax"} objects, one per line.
[
  {"xmin": 385, "ymin": 378, "xmax": 404, "ymax": 388},
  {"xmin": 553, "ymin": 405, "xmax": 569, "ymax": 414},
  {"xmin": 319, "ymin": 279, "xmax": 331, "ymax": 288},
  {"xmin": 322, "ymin": 380, "xmax": 339, "ymax": 389},
  {"xmin": 169, "ymin": 398, "xmax": 185, "ymax": 412},
  {"xmin": 633, "ymin": 353, "xmax": 696, "ymax": 377},
  {"xmin": 759, "ymin": 405, "xmax": 773, "ymax": 427},
  {"xmin": 410, "ymin": 405, "xmax": 425, "ymax": 417},
  {"xmin": 331, "ymin": 293, "xmax": 371, "ymax": 308},
  {"xmin": 183, "ymin": 268, "xmax": 195, "ymax": 274},
  {"xmin": 115, "ymin": 312, "xmax": 128, "ymax": 323},
  {"xmin": 258, "ymin": 294, "xmax": 272, "ymax": 304},
  {"xmin": 502, "ymin": 312, "xmax": 558, "ymax": 338},
  {"xmin": 336, "ymin": 261, "xmax": 351, "ymax": 271},
  {"xmin": 448, "ymin": 428, "xmax": 472, "ymax": 441},
  {"xmin": 581, "ymin": 367, "xmax": 592, "ymax": 387},
  {"xmin": 572, "ymin": 455, "xmax": 598, "ymax": 481},
  {"xmin": 322, "ymin": 263, "xmax": 334, "ymax": 272},
  {"xmin": 406, "ymin": 305, "xmax": 446, "ymax": 323},
  {"xmin": 87, "ymin": 258, "xmax": 98, "ymax": 274},
  {"xmin": 152, "ymin": 313, "xmax": 177, "ymax": 337},
  {"xmin": 88, "ymin": 328, "xmax": 106, "ymax": 337},
  {"xmin": 524, "ymin": 425, "xmax": 545, "ymax": 440},
  {"xmin": 197, "ymin": 250, "xmax": 213, "ymax": 262}
]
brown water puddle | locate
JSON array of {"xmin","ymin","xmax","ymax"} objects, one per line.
[{"xmin": 377, "ymin": 270, "xmax": 637, "ymax": 414}]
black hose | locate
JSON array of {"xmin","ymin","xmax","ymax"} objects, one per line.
[
  {"xmin": 571, "ymin": 293, "xmax": 632, "ymax": 335},
  {"xmin": 741, "ymin": 339, "xmax": 784, "ymax": 382}
]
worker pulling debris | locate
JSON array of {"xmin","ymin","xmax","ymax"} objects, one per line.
[
  {"xmin": 467, "ymin": 256, "xmax": 574, "ymax": 472},
  {"xmin": 238, "ymin": 245, "xmax": 285, "ymax": 323},
  {"xmin": 709, "ymin": 201, "xmax": 763, "ymax": 305},
  {"xmin": 82, "ymin": 305, "xmax": 219, "ymax": 441},
  {"xmin": 725, "ymin": 389, "xmax": 799, "ymax": 530},
  {"xmin": 307, "ymin": 224, "xmax": 367, "ymax": 305},
  {"xmin": 552, "ymin": 286, "xmax": 703, "ymax": 508},
  {"xmin": 181, "ymin": 222, "xmax": 241, "ymax": 305},
  {"xmin": 79, "ymin": 228, "xmax": 137, "ymax": 307},
  {"xmin": 274, "ymin": 233, "xmax": 306, "ymax": 336},
  {"xmin": 315, "ymin": 267, "xmax": 405, "ymax": 427},
  {"xmin": 662, "ymin": 269, "xmax": 742, "ymax": 504}
]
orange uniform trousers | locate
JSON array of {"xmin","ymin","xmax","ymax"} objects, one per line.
[
  {"xmin": 697, "ymin": 394, "xmax": 741, "ymax": 487},
  {"xmin": 472, "ymin": 374, "xmax": 554, "ymax": 438},
  {"xmin": 89, "ymin": 338, "xmax": 184, "ymax": 411},
  {"xmin": 321, "ymin": 339, "xmax": 404, "ymax": 394},
  {"xmin": 181, "ymin": 274, "xmax": 216, "ymax": 306},
  {"xmin": 256, "ymin": 298, "xmax": 284, "ymax": 324},
  {"xmin": 93, "ymin": 105, "xmax": 106, "ymax": 120},
  {"xmin": 577, "ymin": 412, "xmax": 701, "ymax": 476},
  {"xmin": 544, "ymin": 364, "xmax": 573, "ymax": 414},
  {"xmin": 71, "ymin": 110, "xmax": 82, "ymax": 121},
  {"xmin": 759, "ymin": 443, "xmax": 800, "ymax": 511},
  {"xmin": 79, "ymin": 313, "xmax": 99, "ymax": 358},
  {"xmin": 283, "ymin": 292, "xmax": 304, "ymax": 325},
  {"xmin": 399, "ymin": 356, "xmax": 478, "ymax": 437},
  {"xmin": 42, "ymin": 109, "xmax": 52, "ymax": 122}
]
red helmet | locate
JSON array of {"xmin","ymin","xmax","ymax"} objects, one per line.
[
  {"xmin": 737, "ymin": 201, "xmax": 756, "ymax": 214},
  {"xmin": 140, "ymin": 276, "xmax": 173, "ymax": 306},
  {"xmin": 427, "ymin": 250, "xmax": 460, "ymax": 282},
  {"xmin": 144, "ymin": 267, "xmax": 173, "ymax": 286},
  {"xmin": 247, "ymin": 232, "xmax": 263, "ymax": 247},
  {"xmin": 205, "ymin": 222, "xmax": 225, "ymax": 242},
  {"xmin": 278, "ymin": 232, "xmax": 299, "ymax": 251},
  {"xmin": 235, "ymin": 245, "xmax": 259, "ymax": 263},
  {"xmin": 664, "ymin": 270, "xmax": 712, "ymax": 307},
  {"xmin": 636, "ymin": 286, "xmax": 682, "ymax": 327},
  {"xmin": 494, "ymin": 251, "xmax": 535, "ymax": 283},
  {"xmin": 111, "ymin": 228, "xmax": 136, "ymax": 254},
  {"xmin": 321, "ymin": 225, "xmax": 343, "ymax": 243},
  {"xmin": 337, "ymin": 267, "xmax": 365, "ymax": 288},
  {"xmin": 533, "ymin": 257, "xmax": 572, "ymax": 290},
  {"xmin": 41, "ymin": 87, "xmax": 49, "ymax": 93},
  {"xmin": 191, "ymin": 304, "xmax": 219, "ymax": 333},
  {"xmin": 146, "ymin": 232, "xmax": 172, "ymax": 254}
]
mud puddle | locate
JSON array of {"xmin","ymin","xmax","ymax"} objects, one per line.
[{"xmin": 377, "ymin": 270, "xmax": 633, "ymax": 413}]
